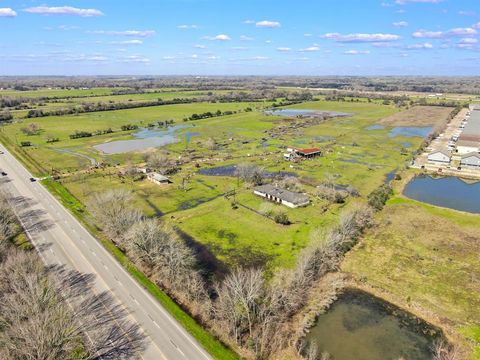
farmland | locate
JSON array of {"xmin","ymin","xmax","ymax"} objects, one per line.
[{"xmin": 1, "ymin": 81, "xmax": 478, "ymax": 358}]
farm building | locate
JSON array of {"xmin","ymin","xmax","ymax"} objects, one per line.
[
  {"xmin": 284, "ymin": 146, "xmax": 321, "ymax": 160},
  {"xmin": 460, "ymin": 153, "xmax": 480, "ymax": 167},
  {"xmin": 427, "ymin": 150, "xmax": 451, "ymax": 164},
  {"xmin": 147, "ymin": 172, "xmax": 171, "ymax": 185},
  {"xmin": 457, "ymin": 107, "xmax": 480, "ymax": 154},
  {"xmin": 254, "ymin": 184, "xmax": 310, "ymax": 208}
]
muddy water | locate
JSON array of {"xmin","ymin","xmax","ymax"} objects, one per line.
[{"xmin": 305, "ymin": 289, "xmax": 437, "ymax": 360}]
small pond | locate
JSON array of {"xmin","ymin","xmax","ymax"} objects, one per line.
[
  {"xmin": 93, "ymin": 125, "xmax": 190, "ymax": 154},
  {"xmin": 305, "ymin": 289, "xmax": 437, "ymax": 360},
  {"xmin": 403, "ymin": 175, "xmax": 480, "ymax": 213},
  {"xmin": 198, "ymin": 164, "xmax": 297, "ymax": 178},
  {"xmin": 264, "ymin": 109, "xmax": 352, "ymax": 118},
  {"xmin": 389, "ymin": 126, "xmax": 433, "ymax": 139}
]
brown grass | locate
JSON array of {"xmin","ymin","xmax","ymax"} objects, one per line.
[{"xmin": 379, "ymin": 106, "xmax": 453, "ymax": 127}]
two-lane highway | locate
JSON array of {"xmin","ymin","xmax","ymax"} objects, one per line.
[{"xmin": 0, "ymin": 144, "xmax": 213, "ymax": 360}]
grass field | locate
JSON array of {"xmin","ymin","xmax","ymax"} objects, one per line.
[
  {"xmin": 342, "ymin": 188, "xmax": 480, "ymax": 358},
  {"xmin": 379, "ymin": 105, "xmax": 454, "ymax": 126}
]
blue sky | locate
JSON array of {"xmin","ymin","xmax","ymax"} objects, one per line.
[{"xmin": 1, "ymin": 0, "xmax": 480, "ymax": 75}]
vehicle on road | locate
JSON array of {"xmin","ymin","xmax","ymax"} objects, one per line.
[
  {"xmin": 29, "ymin": 177, "xmax": 37, "ymax": 182},
  {"xmin": 1, "ymin": 171, "xmax": 7, "ymax": 176}
]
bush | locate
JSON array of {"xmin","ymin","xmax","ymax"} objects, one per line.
[
  {"xmin": 274, "ymin": 211, "xmax": 290, "ymax": 225},
  {"xmin": 367, "ymin": 184, "xmax": 393, "ymax": 211}
]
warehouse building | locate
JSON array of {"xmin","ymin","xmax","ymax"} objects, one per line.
[{"xmin": 457, "ymin": 107, "xmax": 480, "ymax": 154}]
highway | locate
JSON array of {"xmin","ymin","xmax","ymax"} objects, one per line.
[{"xmin": 0, "ymin": 144, "xmax": 213, "ymax": 360}]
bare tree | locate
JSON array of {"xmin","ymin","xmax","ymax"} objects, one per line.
[
  {"xmin": 88, "ymin": 189, "xmax": 142, "ymax": 242},
  {"xmin": 0, "ymin": 249, "xmax": 145, "ymax": 360},
  {"xmin": 432, "ymin": 340, "xmax": 461, "ymax": 360},
  {"xmin": 145, "ymin": 151, "xmax": 170, "ymax": 173},
  {"xmin": 0, "ymin": 192, "xmax": 17, "ymax": 246},
  {"xmin": 234, "ymin": 164, "xmax": 265, "ymax": 185}
]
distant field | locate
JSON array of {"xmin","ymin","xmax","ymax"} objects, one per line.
[
  {"xmin": 378, "ymin": 105, "xmax": 453, "ymax": 127},
  {"xmin": 343, "ymin": 193, "xmax": 480, "ymax": 357},
  {"xmin": 0, "ymin": 87, "xmax": 124, "ymax": 98}
]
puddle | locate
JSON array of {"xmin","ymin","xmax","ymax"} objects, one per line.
[
  {"xmin": 403, "ymin": 175, "xmax": 480, "ymax": 213},
  {"xmin": 366, "ymin": 124, "xmax": 385, "ymax": 131},
  {"xmin": 305, "ymin": 289, "xmax": 437, "ymax": 360}
]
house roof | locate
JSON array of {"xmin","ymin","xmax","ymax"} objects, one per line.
[
  {"xmin": 457, "ymin": 139, "xmax": 479, "ymax": 148},
  {"xmin": 292, "ymin": 147, "xmax": 321, "ymax": 155},
  {"xmin": 461, "ymin": 152, "xmax": 480, "ymax": 159},
  {"xmin": 254, "ymin": 184, "xmax": 310, "ymax": 205},
  {"xmin": 428, "ymin": 150, "xmax": 451, "ymax": 158}
]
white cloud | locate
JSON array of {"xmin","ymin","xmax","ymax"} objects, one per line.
[
  {"xmin": 393, "ymin": 21, "xmax": 408, "ymax": 27},
  {"xmin": 277, "ymin": 47, "xmax": 291, "ymax": 52},
  {"xmin": 413, "ymin": 27, "xmax": 477, "ymax": 38},
  {"xmin": 231, "ymin": 46, "xmax": 249, "ymax": 51},
  {"xmin": 395, "ymin": 0, "xmax": 442, "ymax": 4},
  {"xmin": 344, "ymin": 50, "xmax": 370, "ymax": 55},
  {"xmin": 252, "ymin": 56, "xmax": 269, "ymax": 60},
  {"xmin": 24, "ymin": 6, "xmax": 103, "ymax": 17},
  {"xmin": 459, "ymin": 38, "xmax": 478, "ymax": 44},
  {"xmin": 243, "ymin": 20, "xmax": 255, "ymax": 24},
  {"xmin": 203, "ymin": 34, "xmax": 231, "ymax": 41},
  {"xmin": 304, "ymin": 33, "xmax": 313, "ymax": 37},
  {"xmin": 321, "ymin": 32, "xmax": 400, "ymax": 42},
  {"xmin": 256, "ymin": 20, "xmax": 281, "ymax": 28},
  {"xmin": 207, "ymin": 56, "xmax": 219, "ymax": 60},
  {"xmin": 0, "ymin": 8, "xmax": 17, "ymax": 17},
  {"xmin": 110, "ymin": 40, "xmax": 143, "ymax": 45},
  {"xmin": 473, "ymin": 22, "xmax": 480, "ymax": 29},
  {"xmin": 240, "ymin": 35, "xmax": 254, "ymax": 41},
  {"xmin": 194, "ymin": 44, "xmax": 206, "ymax": 49},
  {"xmin": 118, "ymin": 55, "xmax": 150, "ymax": 64},
  {"xmin": 177, "ymin": 24, "xmax": 198, "ymax": 29},
  {"xmin": 89, "ymin": 30, "xmax": 155, "ymax": 37},
  {"xmin": 162, "ymin": 56, "xmax": 175, "ymax": 60},
  {"xmin": 299, "ymin": 46, "xmax": 320, "ymax": 52},
  {"xmin": 406, "ymin": 42, "xmax": 433, "ymax": 49}
]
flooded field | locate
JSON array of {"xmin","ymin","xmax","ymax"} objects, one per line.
[
  {"xmin": 403, "ymin": 175, "xmax": 480, "ymax": 213},
  {"xmin": 388, "ymin": 126, "xmax": 433, "ymax": 138},
  {"xmin": 265, "ymin": 109, "xmax": 352, "ymax": 118},
  {"xmin": 305, "ymin": 289, "xmax": 437, "ymax": 360},
  {"xmin": 93, "ymin": 125, "xmax": 189, "ymax": 154}
]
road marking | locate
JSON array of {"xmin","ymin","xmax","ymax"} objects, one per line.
[{"xmin": 170, "ymin": 339, "xmax": 186, "ymax": 357}]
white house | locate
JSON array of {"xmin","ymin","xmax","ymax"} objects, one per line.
[
  {"xmin": 460, "ymin": 152, "xmax": 480, "ymax": 167},
  {"xmin": 427, "ymin": 150, "xmax": 451, "ymax": 164},
  {"xmin": 147, "ymin": 172, "xmax": 171, "ymax": 185},
  {"xmin": 254, "ymin": 184, "xmax": 310, "ymax": 208}
]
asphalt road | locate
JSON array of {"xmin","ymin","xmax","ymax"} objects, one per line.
[{"xmin": 0, "ymin": 145, "xmax": 213, "ymax": 360}]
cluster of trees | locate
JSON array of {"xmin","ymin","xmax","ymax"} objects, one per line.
[
  {"xmin": 0, "ymin": 110, "xmax": 13, "ymax": 123},
  {"xmin": 0, "ymin": 191, "xmax": 145, "ymax": 359},
  {"xmin": 367, "ymin": 184, "xmax": 393, "ymax": 211},
  {"xmin": 69, "ymin": 130, "xmax": 93, "ymax": 139},
  {"xmin": 184, "ymin": 109, "xmax": 238, "ymax": 122},
  {"xmin": 120, "ymin": 124, "xmax": 138, "ymax": 131},
  {"xmin": 20, "ymin": 122, "xmax": 41, "ymax": 135},
  {"xmin": 88, "ymin": 190, "xmax": 207, "ymax": 310},
  {"xmin": 234, "ymin": 163, "xmax": 265, "ymax": 186}
]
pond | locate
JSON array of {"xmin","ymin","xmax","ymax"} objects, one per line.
[
  {"xmin": 93, "ymin": 125, "xmax": 190, "ymax": 154},
  {"xmin": 389, "ymin": 126, "xmax": 433, "ymax": 139},
  {"xmin": 305, "ymin": 289, "xmax": 437, "ymax": 360},
  {"xmin": 403, "ymin": 175, "xmax": 480, "ymax": 213},
  {"xmin": 198, "ymin": 164, "xmax": 297, "ymax": 178},
  {"xmin": 264, "ymin": 109, "xmax": 352, "ymax": 118}
]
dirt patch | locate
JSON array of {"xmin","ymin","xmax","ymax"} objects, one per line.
[{"xmin": 379, "ymin": 106, "xmax": 453, "ymax": 127}]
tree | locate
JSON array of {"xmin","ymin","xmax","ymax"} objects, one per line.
[
  {"xmin": 145, "ymin": 151, "xmax": 169, "ymax": 172},
  {"xmin": 20, "ymin": 123, "xmax": 40, "ymax": 135},
  {"xmin": 0, "ymin": 249, "xmax": 145, "ymax": 359},
  {"xmin": 234, "ymin": 164, "xmax": 265, "ymax": 185},
  {"xmin": 88, "ymin": 189, "xmax": 142, "ymax": 242},
  {"xmin": 0, "ymin": 192, "xmax": 17, "ymax": 246}
]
